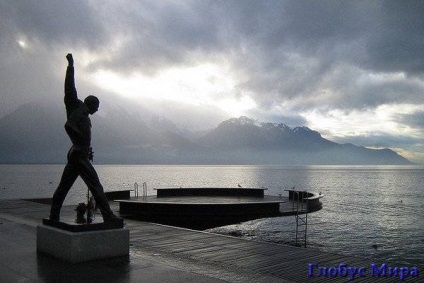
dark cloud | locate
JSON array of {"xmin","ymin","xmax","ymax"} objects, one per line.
[
  {"xmin": 399, "ymin": 110, "xmax": 424, "ymax": 130},
  {"xmin": 228, "ymin": 1, "xmax": 424, "ymax": 111},
  {"xmin": 86, "ymin": 0, "xmax": 229, "ymax": 74},
  {"xmin": 364, "ymin": 1, "xmax": 424, "ymax": 75},
  {"xmin": 0, "ymin": 0, "xmax": 107, "ymax": 49},
  {"xmin": 310, "ymin": 66, "xmax": 424, "ymax": 110}
]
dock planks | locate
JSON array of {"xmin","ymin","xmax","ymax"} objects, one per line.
[
  {"xmin": 126, "ymin": 221, "xmax": 413, "ymax": 282},
  {"xmin": 0, "ymin": 199, "xmax": 418, "ymax": 282}
]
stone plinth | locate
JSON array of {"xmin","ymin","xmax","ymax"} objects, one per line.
[{"xmin": 37, "ymin": 224, "xmax": 129, "ymax": 263}]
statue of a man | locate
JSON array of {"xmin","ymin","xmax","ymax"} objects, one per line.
[{"xmin": 49, "ymin": 53, "xmax": 121, "ymax": 223}]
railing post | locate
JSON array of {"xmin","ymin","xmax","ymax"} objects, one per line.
[
  {"xmin": 142, "ymin": 182, "xmax": 147, "ymax": 200},
  {"xmin": 134, "ymin": 182, "xmax": 139, "ymax": 197}
]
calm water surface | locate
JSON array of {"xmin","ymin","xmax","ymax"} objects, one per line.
[{"xmin": 1, "ymin": 164, "xmax": 423, "ymax": 265}]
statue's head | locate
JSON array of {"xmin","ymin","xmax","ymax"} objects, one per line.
[{"xmin": 84, "ymin": 95, "xmax": 100, "ymax": 115}]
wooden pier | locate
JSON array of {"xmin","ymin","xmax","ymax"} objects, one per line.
[{"xmin": 0, "ymin": 199, "xmax": 418, "ymax": 282}]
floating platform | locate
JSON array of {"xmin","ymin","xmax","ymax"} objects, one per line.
[{"xmin": 116, "ymin": 188, "xmax": 323, "ymax": 229}]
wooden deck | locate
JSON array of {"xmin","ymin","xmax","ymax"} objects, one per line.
[
  {"xmin": 127, "ymin": 221, "xmax": 414, "ymax": 283},
  {"xmin": 0, "ymin": 199, "xmax": 418, "ymax": 282}
]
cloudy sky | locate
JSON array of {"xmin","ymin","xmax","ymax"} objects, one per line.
[{"xmin": 1, "ymin": 0, "xmax": 424, "ymax": 163}]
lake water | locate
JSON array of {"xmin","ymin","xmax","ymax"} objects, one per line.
[{"xmin": 1, "ymin": 164, "xmax": 423, "ymax": 266}]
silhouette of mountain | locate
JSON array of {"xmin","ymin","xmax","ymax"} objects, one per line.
[
  {"xmin": 199, "ymin": 117, "xmax": 336, "ymax": 150},
  {"xmin": 198, "ymin": 116, "xmax": 412, "ymax": 165},
  {"xmin": 0, "ymin": 105, "xmax": 412, "ymax": 165}
]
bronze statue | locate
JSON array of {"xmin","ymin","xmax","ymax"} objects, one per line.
[{"xmin": 49, "ymin": 54, "xmax": 121, "ymax": 223}]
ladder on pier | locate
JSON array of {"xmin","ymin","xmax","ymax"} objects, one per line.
[{"xmin": 292, "ymin": 190, "xmax": 309, "ymax": 248}]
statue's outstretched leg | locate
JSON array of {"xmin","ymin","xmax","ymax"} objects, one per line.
[{"xmin": 50, "ymin": 162, "xmax": 78, "ymax": 221}]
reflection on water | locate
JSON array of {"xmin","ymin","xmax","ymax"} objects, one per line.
[{"xmin": 2, "ymin": 164, "xmax": 424, "ymax": 265}]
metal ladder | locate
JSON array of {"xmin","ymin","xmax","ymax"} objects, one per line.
[
  {"xmin": 133, "ymin": 182, "xmax": 148, "ymax": 199},
  {"xmin": 292, "ymin": 190, "xmax": 309, "ymax": 247}
]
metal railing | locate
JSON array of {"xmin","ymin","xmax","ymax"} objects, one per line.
[{"xmin": 134, "ymin": 182, "xmax": 148, "ymax": 199}]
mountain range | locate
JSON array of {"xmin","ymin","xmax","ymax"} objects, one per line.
[{"xmin": 0, "ymin": 102, "xmax": 412, "ymax": 165}]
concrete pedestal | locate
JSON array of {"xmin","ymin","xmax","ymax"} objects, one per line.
[{"xmin": 37, "ymin": 225, "xmax": 129, "ymax": 263}]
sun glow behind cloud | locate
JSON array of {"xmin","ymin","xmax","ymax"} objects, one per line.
[
  {"xmin": 91, "ymin": 62, "xmax": 256, "ymax": 117},
  {"xmin": 17, "ymin": 39, "xmax": 27, "ymax": 49},
  {"xmin": 16, "ymin": 36, "xmax": 32, "ymax": 53}
]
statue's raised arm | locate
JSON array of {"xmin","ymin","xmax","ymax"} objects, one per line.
[
  {"xmin": 64, "ymin": 53, "xmax": 78, "ymax": 116},
  {"xmin": 66, "ymin": 53, "xmax": 74, "ymax": 66}
]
